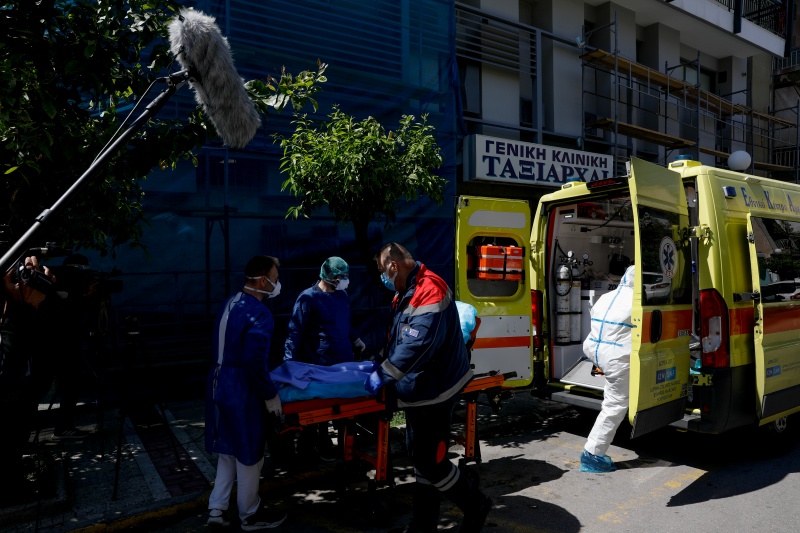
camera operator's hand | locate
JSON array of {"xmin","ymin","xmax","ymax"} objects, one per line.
[
  {"xmin": 2, "ymin": 256, "xmax": 56, "ymax": 309},
  {"xmin": 24, "ymin": 256, "xmax": 56, "ymax": 283}
]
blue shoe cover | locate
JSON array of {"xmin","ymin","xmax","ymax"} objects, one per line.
[{"xmin": 580, "ymin": 449, "xmax": 617, "ymax": 473}]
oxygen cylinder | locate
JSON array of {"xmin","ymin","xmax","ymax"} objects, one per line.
[
  {"xmin": 555, "ymin": 263, "xmax": 572, "ymax": 344},
  {"xmin": 570, "ymin": 263, "xmax": 582, "ymax": 343}
]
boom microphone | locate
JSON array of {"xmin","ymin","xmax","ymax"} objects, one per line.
[{"xmin": 168, "ymin": 9, "xmax": 261, "ymax": 149}]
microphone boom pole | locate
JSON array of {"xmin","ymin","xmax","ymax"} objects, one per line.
[{"xmin": 0, "ymin": 76, "xmax": 188, "ymax": 274}]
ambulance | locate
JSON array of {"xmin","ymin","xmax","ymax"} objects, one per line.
[{"xmin": 456, "ymin": 156, "xmax": 800, "ymax": 436}]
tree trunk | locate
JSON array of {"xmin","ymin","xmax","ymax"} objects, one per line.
[{"xmin": 353, "ymin": 217, "xmax": 379, "ymax": 284}]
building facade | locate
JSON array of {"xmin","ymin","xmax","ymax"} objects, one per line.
[{"xmin": 90, "ymin": 0, "xmax": 795, "ymax": 364}]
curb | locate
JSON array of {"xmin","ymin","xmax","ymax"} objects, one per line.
[{"xmin": 71, "ymin": 492, "xmax": 209, "ymax": 533}]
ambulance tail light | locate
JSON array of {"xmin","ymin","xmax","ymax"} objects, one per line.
[
  {"xmin": 699, "ymin": 288, "xmax": 729, "ymax": 368},
  {"xmin": 531, "ymin": 289, "xmax": 543, "ymax": 349}
]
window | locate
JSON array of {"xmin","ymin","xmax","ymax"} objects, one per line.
[
  {"xmin": 752, "ymin": 217, "xmax": 800, "ymax": 302},
  {"xmin": 458, "ymin": 59, "xmax": 482, "ymax": 118},
  {"xmin": 637, "ymin": 206, "xmax": 691, "ymax": 305},
  {"xmin": 672, "ymin": 61, "xmax": 717, "ymax": 94}
]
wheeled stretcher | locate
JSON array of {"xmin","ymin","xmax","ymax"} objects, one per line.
[
  {"xmin": 280, "ymin": 372, "xmax": 508, "ymax": 488},
  {"xmin": 455, "ymin": 373, "xmax": 506, "ymax": 466},
  {"xmin": 281, "ymin": 392, "xmax": 393, "ymax": 486}
]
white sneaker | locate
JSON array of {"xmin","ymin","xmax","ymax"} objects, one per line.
[
  {"xmin": 207, "ymin": 508, "xmax": 230, "ymax": 527},
  {"xmin": 240, "ymin": 507, "xmax": 287, "ymax": 530}
]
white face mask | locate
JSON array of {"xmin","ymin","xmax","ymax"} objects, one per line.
[
  {"xmin": 245, "ymin": 276, "xmax": 281, "ymax": 299},
  {"xmin": 335, "ymin": 278, "xmax": 350, "ymax": 291},
  {"xmin": 264, "ymin": 278, "xmax": 281, "ymax": 298}
]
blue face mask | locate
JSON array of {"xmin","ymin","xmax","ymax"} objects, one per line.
[{"xmin": 381, "ymin": 270, "xmax": 397, "ymax": 291}]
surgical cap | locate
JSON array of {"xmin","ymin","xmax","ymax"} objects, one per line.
[{"xmin": 320, "ymin": 256, "xmax": 349, "ymax": 279}]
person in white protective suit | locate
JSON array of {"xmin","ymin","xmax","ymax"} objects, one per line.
[{"xmin": 580, "ymin": 264, "xmax": 636, "ymax": 473}]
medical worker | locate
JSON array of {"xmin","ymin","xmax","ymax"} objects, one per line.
[
  {"xmin": 205, "ymin": 256, "xmax": 286, "ymax": 530},
  {"xmin": 284, "ymin": 256, "xmax": 365, "ymax": 366},
  {"xmin": 283, "ymin": 256, "xmax": 365, "ymax": 461},
  {"xmin": 368, "ymin": 243, "xmax": 492, "ymax": 533},
  {"xmin": 580, "ymin": 264, "xmax": 636, "ymax": 473}
]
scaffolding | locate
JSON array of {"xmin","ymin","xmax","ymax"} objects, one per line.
[{"xmin": 580, "ymin": 42, "xmax": 799, "ymax": 181}]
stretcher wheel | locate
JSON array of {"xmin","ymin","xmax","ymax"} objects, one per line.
[{"xmin": 459, "ymin": 455, "xmax": 482, "ymax": 469}]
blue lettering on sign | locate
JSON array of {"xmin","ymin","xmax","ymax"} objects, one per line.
[
  {"xmin": 766, "ymin": 365, "xmax": 782, "ymax": 377},
  {"xmin": 656, "ymin": 367, "xmax": 677, "ymax": 384}
]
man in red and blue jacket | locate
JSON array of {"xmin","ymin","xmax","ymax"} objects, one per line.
[{"xmin": 367, "ymin": 243, "xmax": 492, "ymax": 533}]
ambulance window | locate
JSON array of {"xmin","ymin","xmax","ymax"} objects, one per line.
[
  {"xmin": 685, "ymin": 185, "xmax": 698, "ymax": 226},
  {"xmin": 637, "ymin": 206, "xmax": 691, "ymax": 305},
  {"xmin": 466, "ymin": 236, "xmax": 523, "ymax": 297},
  {"xmin": 751, "ymin": 217, "xmax": 800, "ymax": 302}
]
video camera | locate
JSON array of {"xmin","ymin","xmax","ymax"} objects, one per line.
[{"xmin": 9, "ymin": 243, "xmax": 71, "ymax": 295}]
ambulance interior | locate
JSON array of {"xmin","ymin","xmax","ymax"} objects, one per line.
[{"xmin": 546, "ymin": 194, "xmax": 634, "ymax": 388}]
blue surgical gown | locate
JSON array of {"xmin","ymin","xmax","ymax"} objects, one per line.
[
  {"xmin": 205, "ymin": 291, "xmax": 278, "ymax": 466},
  {"xmin": 284, "ymin": 283, "xmax": 354, "ymax": 365}
]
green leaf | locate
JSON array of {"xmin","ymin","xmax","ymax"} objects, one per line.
[
  {"xmin": 42, "ymin": 99, "xmax": 57, "ymax": 119},
  {"xmin": 5, "ymin": 166, "xmax": 19, "ymax": 174}
]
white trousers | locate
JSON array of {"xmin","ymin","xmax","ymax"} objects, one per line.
[
  {"xmin": 208, "ymin": 453, "xmax": 263, "ymax": 521},
  {"xmin": 585, "ymin": 363, "xmax": 630, "ymax": 457}
]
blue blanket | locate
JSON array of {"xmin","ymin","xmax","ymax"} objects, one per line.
[{"xmin": 271, "ymin": 360, "xmax": 374, "ymax": 402}]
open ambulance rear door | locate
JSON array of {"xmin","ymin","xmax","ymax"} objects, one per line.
[
  {"xmin": 747, "ymin": 214, "xmax": 800, "ymax": 424},
  {"xmin": 628, "ymin": 158, "xmax": 694, "ymax": 438},
  {"xmin": 454, "ymin": 196, "xmax": 533, "ymax": 387}
]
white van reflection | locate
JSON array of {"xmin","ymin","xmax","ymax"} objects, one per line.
[
  {"xmin": 643, "ymin": 271, "xmax": 671, "ymax": 304},
  {"xmin": 760, "ymin": 279, "xmax": 800, "ymax": 302}
]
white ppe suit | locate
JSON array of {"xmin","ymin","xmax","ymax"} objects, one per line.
[{"xmin": 583, "ymin": 265, "xmax": 636, "ymax": 457}]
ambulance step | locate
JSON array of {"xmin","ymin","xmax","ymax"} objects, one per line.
[
  {"xmin": 668, "ymin": 411, "xmax": 700, "ymax": 431},
  {"xmin": 550, "ymin": 391, "xmax": 602, "ymax": 411},
  {"xmin": 559, "ymin": 359, "xmax": 606, "ymax": 391}
]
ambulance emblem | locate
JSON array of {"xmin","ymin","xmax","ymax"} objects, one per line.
[{"xmin": 659, "ymin": 236, "xmax": 676, "ymax": 278}]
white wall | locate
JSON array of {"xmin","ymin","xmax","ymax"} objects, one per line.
[{"xmin": 480, "ymin": 0, "xmax": 522, "ymax": 139}]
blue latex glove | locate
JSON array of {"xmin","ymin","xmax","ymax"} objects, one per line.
[{"xmin": 365, "ymin": 370, "xmax": 384, "ymax": 395}]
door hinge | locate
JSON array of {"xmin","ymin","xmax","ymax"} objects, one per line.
[
  {"xmin": 747, "ymin": 231, "xmax": 755, "ymax": 244},
  {"xmin": 687, "ymin": 225, "xmax": 711, "ymax": 240}
]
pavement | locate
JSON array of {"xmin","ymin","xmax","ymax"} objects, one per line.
[{"xmin": 0, "ymin": 380, "xmax": 566, "ymax": 532}]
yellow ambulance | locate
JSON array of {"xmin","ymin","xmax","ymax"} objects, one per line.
[{"xmin": 456, "ymin": 156, "xmax": 800, "ymax": 436}]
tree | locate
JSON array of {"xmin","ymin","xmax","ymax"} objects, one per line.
[
  {"xmin": 277, "ymin": 106, "xmax": 445, "ymax": 270},
  {"xmin": 0, "ymin": 0, "xmax": 326, "ymax": 256}
]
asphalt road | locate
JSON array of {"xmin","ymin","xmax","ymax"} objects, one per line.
[{"xmin": 144, "ymin": 394, "xmax": 800, "ymax": 533}]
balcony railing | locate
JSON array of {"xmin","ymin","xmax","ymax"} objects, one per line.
[
  {"xmin": 711, "ymin": 0, "xmax": 787, "ymax": 36},
  {"xmin": 774, "ymin": 46, "xmax": 800, "ymax": 71}
]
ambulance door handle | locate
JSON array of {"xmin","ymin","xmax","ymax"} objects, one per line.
[
  {"xmin": 650, "ymin": 310, "xmax": 662, "ymax": 344},
  {"xmin": 733, "ymin": 291, "xmax": 760, "ymax": 303}
]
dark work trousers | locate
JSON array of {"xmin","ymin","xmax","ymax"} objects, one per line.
[
  {"xmin": 404, "ymin": 395, "xmax": 459, "ymax": 488},
  {"xmin": 404, "ymin": 395, "xmax": 486, "ymax": 531},
  {"xmin": 404, "ymin": 396, "xmax": 456, "ymax": 531}
]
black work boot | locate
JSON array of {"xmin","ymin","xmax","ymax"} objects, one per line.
[
  {"xmin": 442, "ymin": 468, "xmax": 492, "ymax": 533},
  {"xmin": 388, "ymin": 482, "xmax": 440, "ymax": 533}
]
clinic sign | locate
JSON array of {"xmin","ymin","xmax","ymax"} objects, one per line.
[{"xmin": 464, "ymin": 134, "xmax": 613, "ymax": 187}]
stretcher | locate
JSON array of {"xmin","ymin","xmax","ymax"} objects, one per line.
[
  {"xmin": 454, "ymin": 373, "xmax": 507, "ymax": 466},
  {"xmin": 281, "ymin": 393, "xmax": 393, "ymax": 486},
  {"xmin": 280, "ymin": 372, "xmax": 508, "ymax": 486}
]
